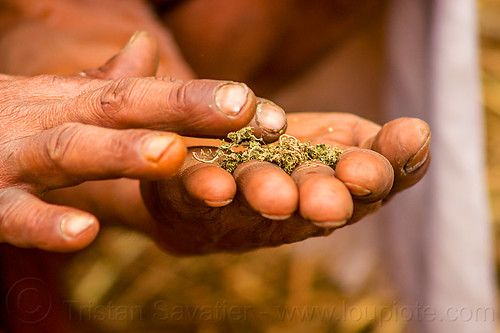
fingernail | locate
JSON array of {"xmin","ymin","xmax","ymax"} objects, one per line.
[
  {"xmin": 215, "ymin": 82, "xmax": 249, "ymax": 116},
  {"xmin": 204, "ymin": 199, "xmax": 233, "ymax": 207},
  {"xmin": 114, "ymin": 31, "xmax": 149, "ymax": 58},
  {"xmin": 61, "ymin": 214, "xmax": 96, "ymax": 238},
  {"xmin": 123, "ymin": 30, "xmax": 146, "ymax": 50},
  {"xmin": 312, "ymin": 220, "xmax": 347, "ymax": 228},
  {"xmin": 404, "ymin": 136, "xmax": 431, "ymax": 173},
  {"xmin": 255, "ymin": 101, "xmax": 287, "ymax": 134},
  {"xmin": 142, "ymin": 134, "xmax": 176, "ymax": 163},
  {"xmin": 343, "ymin": 182, "xmax": 372, "ymax": 196},
  {"xmin": 261, "ymin": 213, "xmax": 292, "ymax": 220}
]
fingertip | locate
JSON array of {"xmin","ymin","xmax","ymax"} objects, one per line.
[
  {"xmin": 404, "ymin": 133, "xmax": 430, "ymax": 174},
  {"xmin": 168, "ymin": 80, "xmax": 257, "ymax": 137},
  {"xmin": 371, "ymin": 117, "xmax": 431, "ymax": 176},
  {"xmin": 204, "ymin": 199, "xmax": 233, "ymax": 208},
  {"xmin": 213, "ymin": 82, "xmax": 257, "ymax": 131},
  {"xmin": 84, "ymin": 30, "xmax": 159, "ymax": 79},
  {"xmin": 234, "ymin": 161, "xmax": 298, "ymax": 219},
  {"xmin": 59, "ymin": 212, "xmax": 100, "ymax": 251},
  {"xmin": 183, "ymin": 165, "xmax": 236, "ymax": 207},
  {"xmin": 311, "ymin": 220, "xmax": 347, "ymax": 229},
  {"xmin": 291, "ymin": 163, "xmax": 353, "ymax": 227},
  {"xmin": 215, "ymin": 82, "xmax": 254, "ymax": 118},
  {"xmin": 335, "ymin": 149, "xmax": 394, "ymax": 201},
  {"xmin": 0, "ymin": 189, "xmax": 100, "ymax": 252},
  {"xmin": 369, "ymin": 117, "xmax": 431, "ymax": 195},
  {"xmin": 247, "ymin": 100, "xmax": 288, "ymax": 143},
  {"xmin": 141, "ymin": 133, "xmax": 187, "ymax": 178}
]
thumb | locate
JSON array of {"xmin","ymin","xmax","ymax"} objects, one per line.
[{"xmin": 82, "ymin": 30, "xmax": 159, "ymax": 79}]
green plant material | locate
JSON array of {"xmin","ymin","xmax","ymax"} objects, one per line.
[{"xmin": 194, "ymin": 127, "xmax": 343, "ymax": 174}]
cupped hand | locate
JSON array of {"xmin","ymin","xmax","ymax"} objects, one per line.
[
  {"xmin": 140, "ymin": 113, "xmax": 430, "ymax": 255},
  {"xmin": 0, "ymin": 32, "xmax": 287, "ymax": 252}
]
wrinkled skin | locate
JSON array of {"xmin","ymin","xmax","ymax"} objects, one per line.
[
  {"xmin": 0, "ymin": 0, "xmax": 430, "ymax": 255},
  {"xmin": 142, "ymin": 113, "xmax": 429, "ymax": 254},
  {"xmin": 0, "ymin": 32, "xmax": 287, "ymax": 252}
]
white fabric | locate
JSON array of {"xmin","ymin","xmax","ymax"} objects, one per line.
[
  {"xmin": 383, "ymin": 0, "xmax": 497, "ymax": 332},
  {"xmin": 274, "ymin": 0, "xmax": 497, "ymax": 331}
]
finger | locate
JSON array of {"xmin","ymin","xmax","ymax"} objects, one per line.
[
  {"xmin": 291, "ymin": 162, "xmax": 353, "ymax": 228},
  {"xmin": 287, "ymin": 113, "xmax": 430, "ymax": 197},
  {"xmin": 179, "ymin": 99, "xmax": 287, "ymax": 147},
  {"xmin": 52, "ymin": 78, "xmax": 258, "ymax": 137},
  {"xmin": 370, "ymin": 118, "xmax": 431, "ymax": 195},
  {"xmin": 0, "ymin": 188, "xmax": 99, "ymax": 252},
  {"xmin": 82, "ymin": 30, "xmax": 159, "ymax": 79},
  {"xmin": 286, "ymin": 113, "xmax": 381, "ymax": 147},
  {"xmin": 246, "ymin": 99, "xmax": 287, "ymax": 143},
  {"xmin": 182, "ymin": 150, "xmax": 236, "ymax": 207},
  {"xmin": 233, "ymin": 160, "xmax": 298, "ymax": 220},
  {"xmin": 9, "ymin": 123, "xmax": 186, "ymax": 190},
  {"xmin": 334, "ymin": 149, "xmax": 394, "ymax": 201}
]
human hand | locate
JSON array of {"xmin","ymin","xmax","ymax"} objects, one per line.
[
  {"xmin": 0, "ymin": 32, "xmax": 288, "ymax": 252},
  {"xmin": 141, "ymin": 113, "xmax": 430, "ymax": 255}
]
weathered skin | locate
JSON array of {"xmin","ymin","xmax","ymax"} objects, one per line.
[
  {"xmin": 0, "ymin": 0, "xmax": 429, "ymax": 254},
  {"xmin": 141, "ymin": 114, "xmax": 429, "ymax": 254}
]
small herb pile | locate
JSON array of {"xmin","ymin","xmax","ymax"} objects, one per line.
[{"xmin": 194, "ymin": 127, "xmax": 342, "ymax": 174}]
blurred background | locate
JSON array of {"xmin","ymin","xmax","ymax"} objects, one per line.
[{"xmin": 61, "ymin": 1, "xmax": 500, "ymax": 332}]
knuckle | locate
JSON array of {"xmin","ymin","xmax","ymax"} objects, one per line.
[
  {"xmin": 46, "ymin": 123, "xmax": 82, "ymax": 170},
  {"xmin": 102, "ymin": 134, "xmax": 131, "ymax": 161},
  {"xmin": 96, "ymin": 78, "xmax": 155, "ymax": 126},
  {"xmin": 97, "ymin": 78, "xmax": 137, "ymax": 119},
  {"xmin": 166, "ymin": 81, "xmax": 192, "ymax": 117}
]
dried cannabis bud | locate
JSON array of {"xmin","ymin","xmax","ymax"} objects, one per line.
[{"xmin": 194, "ymin": 127, "xmax": 343, "ymax": 174}]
